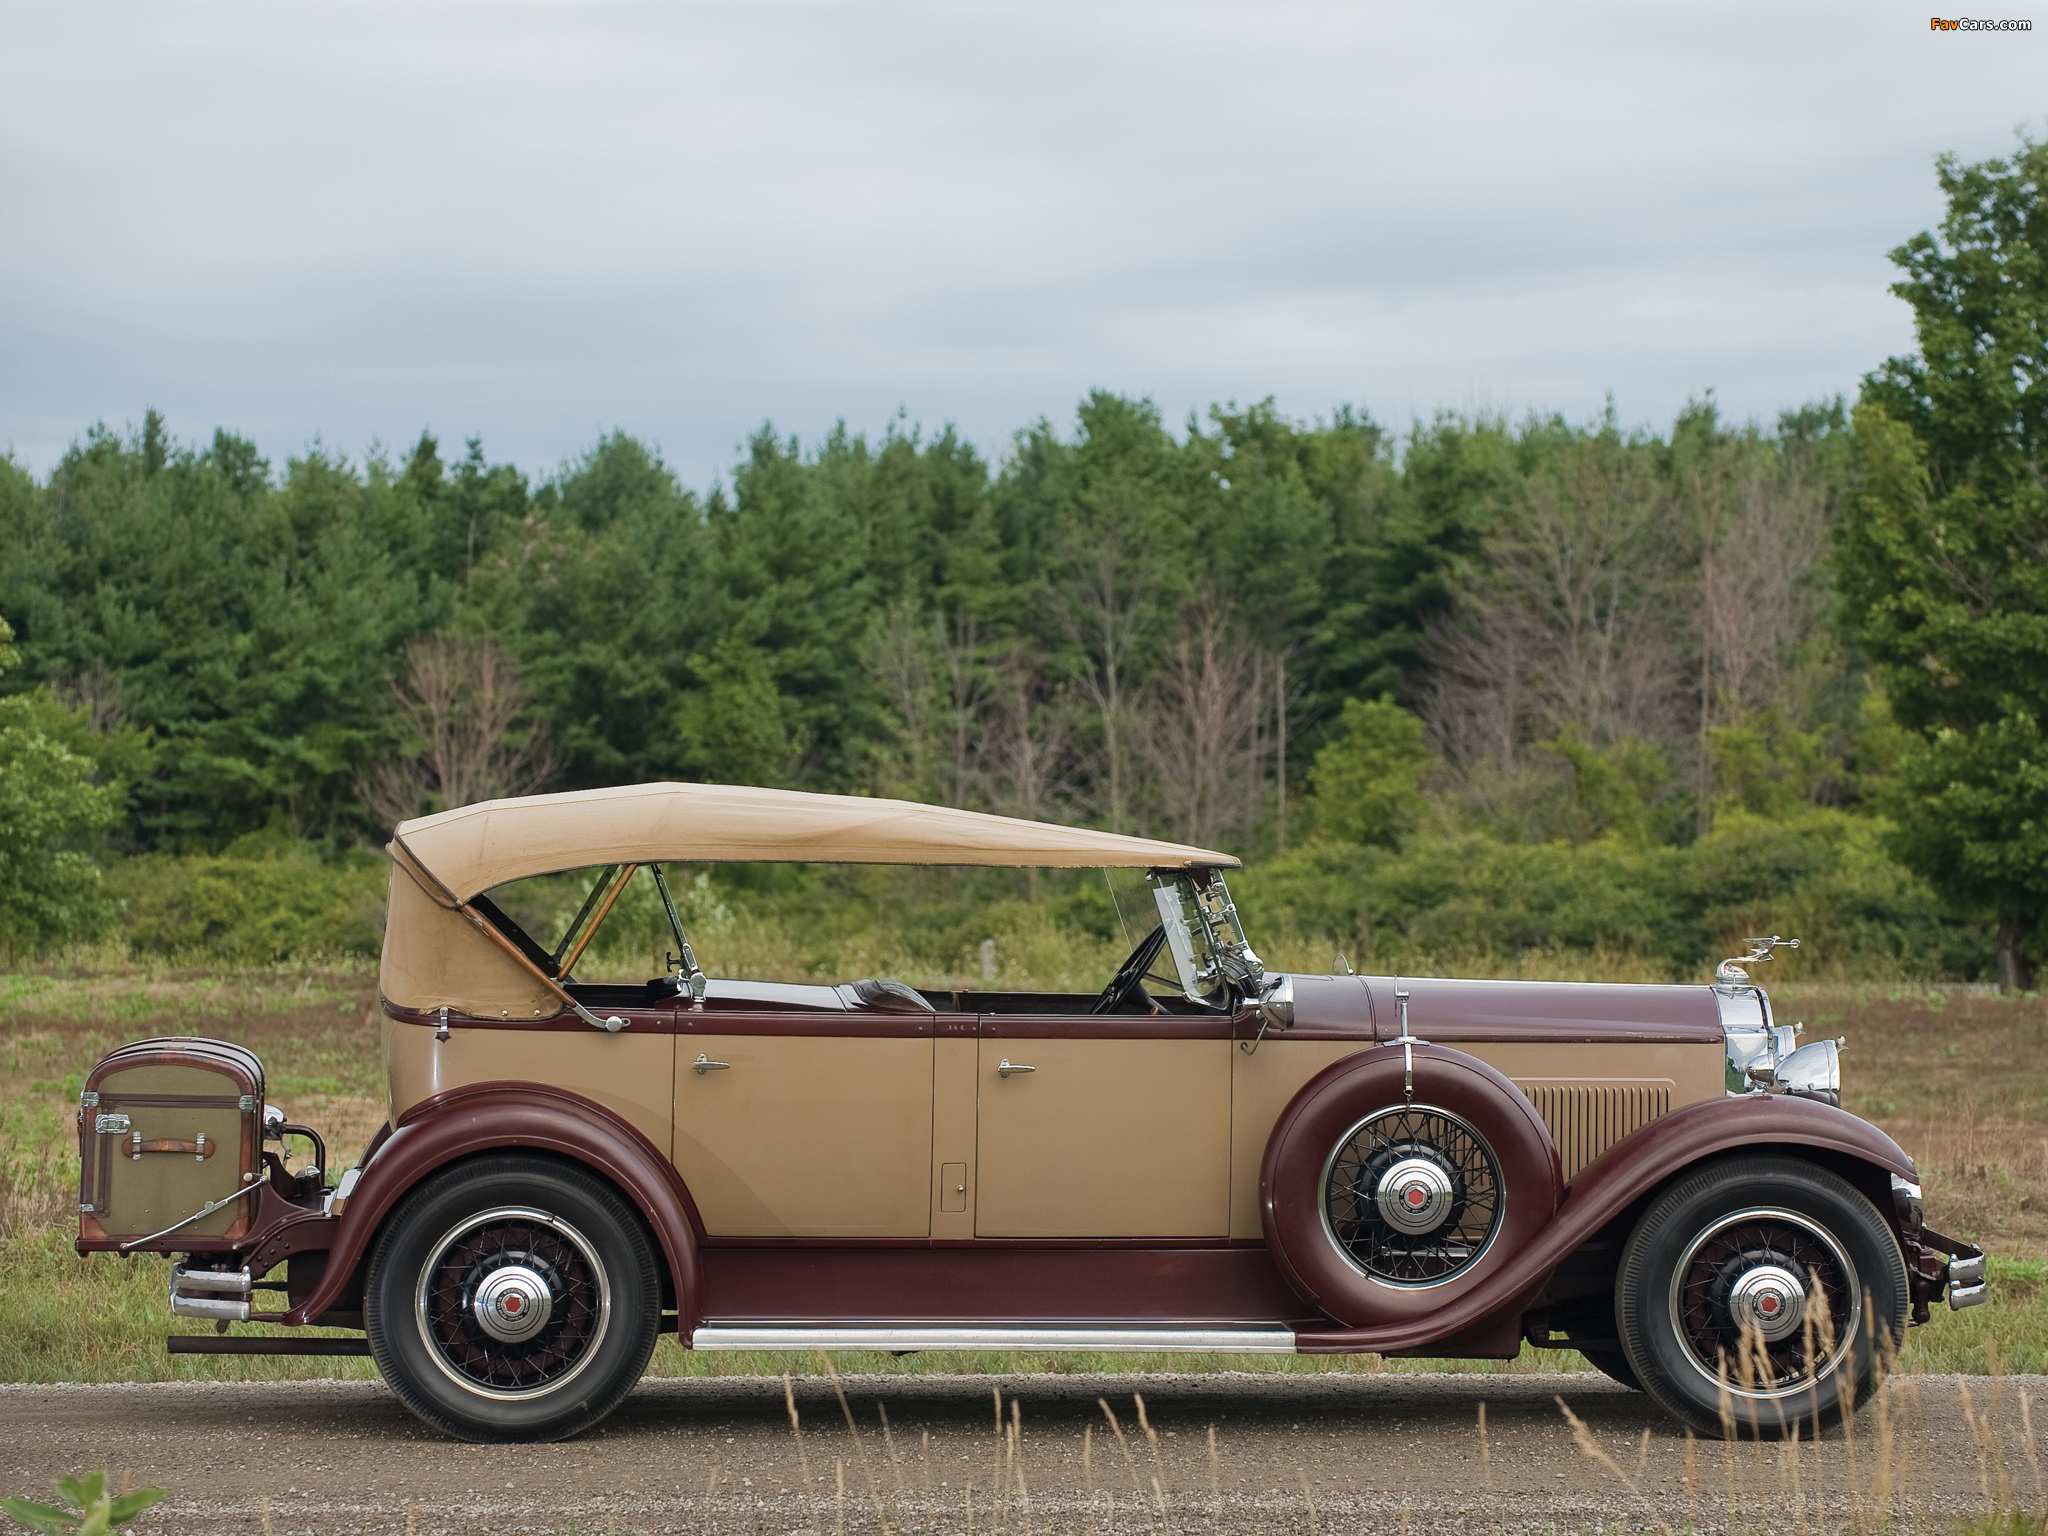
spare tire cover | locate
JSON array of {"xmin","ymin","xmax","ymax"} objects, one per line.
[{"xmin": 1260, "ymin": 1043, "xmax": 1561, "ymax": 1329}]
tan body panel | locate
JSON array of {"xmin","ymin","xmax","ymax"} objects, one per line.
[
  {"xmin": 975, "ymin": 1037, "xmax": 1231, "ymax": 1238},
  {"xmin": 1229, "ymin": 1039, "xmax": 1364, "ymax": 1238},
  {"xmin": 1228, "ymin": 1036, "xmax": 1725, "ymax": 1238},
  {"xmin": 930, "ymin": 1037, "xmax": 977, "ymax": 1239},
  {"xmin": 675, "ymin": 1035, "xmax": 933, "ymax": 1237},
  {"xmin": 383, "ymin": 1018, "xmax": 674, "ymax": 1156}
]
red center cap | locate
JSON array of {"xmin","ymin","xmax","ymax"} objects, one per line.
[
  {"xmin": 504, "ymin": 1293, "xmax": 524, "ymax": 1315},
  {"xmin": 1758, "ymin": 1294, "xmax": 1779, "ymax": 1315},
  {"xmin": 1406, "ymin": 1187, "xmax": 1426, "ymax": 1207}
]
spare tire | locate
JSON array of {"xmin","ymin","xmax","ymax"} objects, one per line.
[{"xmin": 1260, "ymin": 1043, "xmax": 1561, "ymax": 1329}]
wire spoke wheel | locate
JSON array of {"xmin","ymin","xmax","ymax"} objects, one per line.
[
  {"xmin": 1667, "ymin": 1206, "xmax": 1860, "ymax": 1399},
  {"xmin": 414, "ymin": 1206, "xmax": 613, "ymax": 1401},
  {"xmin": 1321, "ymin": 1104, "xmax": 1503, "ymax": 1286}
]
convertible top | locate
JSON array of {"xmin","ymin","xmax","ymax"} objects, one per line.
[{"xmin": 390, "ymin": 782, "xmax": 1238, "ymax": 904}]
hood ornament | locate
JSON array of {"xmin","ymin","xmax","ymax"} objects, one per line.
[{"xmin": 1716, "ymin": 935, "xmax": 1798, "ymax": 986}]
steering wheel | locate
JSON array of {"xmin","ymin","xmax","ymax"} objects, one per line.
[{"xmin": 1091, "ymin": 924, "xmax": 1169, "ymax": 1015}]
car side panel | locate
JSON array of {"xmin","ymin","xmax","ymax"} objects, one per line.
[
  {"xmin": 975, "ymin": 1030, "xmax": 1231, "ymax": 1237},
  {"xmin": 930, "ymin": 1029, "xmax": 978, "ymax": 1239},
  {"xmin": 674, "ymin": 1031, "xmax": 935, "ymax": 1237},
  {"xmin": 383, "ymin": 1011, "xmax": 676, "ymax": 1157},
  {"xmin": 1229, "ymin": 1039, "xmax": 1361, "ymax": 1238}
]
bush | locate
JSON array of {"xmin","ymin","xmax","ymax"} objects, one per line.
[
  {"xmin": 113, "ymin": 838, "xmax": 387, "ymax": 963},
  {"xmin": 1236, "ymin": 808, "xmax": 1985, "ymax": 981}
]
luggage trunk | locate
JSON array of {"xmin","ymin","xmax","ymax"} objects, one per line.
[{"xmin": 77, "ymin": 1037, "xmax": 265, "ymax": 1250}]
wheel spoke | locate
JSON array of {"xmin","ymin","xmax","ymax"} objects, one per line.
[
  {"xmin": 1668, "ymin": 1207, "xmax": 1860, "ymax": 1398},
  {"xmin": 413, "ymin": 1206, "xmax": 612, "ymax": 1400},
  {"xmin": 1322, "ymin": 1105, "xmax": 1503, "ymax": 1286}
]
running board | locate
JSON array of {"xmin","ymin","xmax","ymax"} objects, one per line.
[{"xmin": 688, "ymin": 1325, "xmax": 1297, "ymax": 1354}]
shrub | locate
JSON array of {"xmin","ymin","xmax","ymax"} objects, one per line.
[{"xmin": 113, "ymin": 839, "xmax": 387, "ymax": 963}]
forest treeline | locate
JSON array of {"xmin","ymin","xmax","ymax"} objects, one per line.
[{"xmin": 2, "ymin": 137, "xmax": 2043, "ymax": 985}]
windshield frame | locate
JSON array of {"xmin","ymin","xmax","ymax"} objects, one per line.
[{"xmin": 1148, "ymin": 868, "xmax": 1265, "ymax": 1006}]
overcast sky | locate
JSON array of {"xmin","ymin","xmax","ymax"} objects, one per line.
[{"xmin": 1, "ymin": 1, "xmax": 2041, "ymax": 489}]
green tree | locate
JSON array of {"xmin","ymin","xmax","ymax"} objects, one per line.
[
  {"xmin": 0, "ymin": 620, "xmax": 124, "ymax": 956},
  {"xmin": 1839, "ymin": 137, "xmax": 2048, "ymax": 990},
  {"xmin": 1307, "ymin": 695, "xmax": 1435, "ymax": 847}
]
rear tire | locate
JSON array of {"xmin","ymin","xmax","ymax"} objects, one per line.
[
  {"xmin": 365, "ymin": 1154, "xmax": 660, "ymax": 1442},
  {"xmin": 1616, "ymin": 1156, "xmax": 1907, "ymax": 1439}
]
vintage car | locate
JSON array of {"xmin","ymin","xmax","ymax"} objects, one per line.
[{"xmin": 76, "ymin": 782, "xmax": 1984, "ymax": 1442}]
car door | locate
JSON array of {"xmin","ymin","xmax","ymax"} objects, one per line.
[
  {"xmin": 672, "ymin": 983, "xmax": 940, "ymax": 1238},
  {"xmin": 973, "ymin": 1010, "xmax": 1233, "ymax": 1237}
]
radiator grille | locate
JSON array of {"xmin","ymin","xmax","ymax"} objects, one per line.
[{"xmin": 1514, "ymin": 1080, "xmax": 1673, "ymax": 1182}]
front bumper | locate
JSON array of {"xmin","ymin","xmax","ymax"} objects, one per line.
[
  {"xmin": 1908, "ymin": 1223, "xmax": 1987, "ymax": 1322},
  {"xmin": 1896, "ymin": 1172, "xmax": 1986, "ymax": 1320}
]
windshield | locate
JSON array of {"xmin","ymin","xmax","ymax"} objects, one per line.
[{"xmin": 1149, "ymin": 869, "xmax": 1264, "ymax": 1003}]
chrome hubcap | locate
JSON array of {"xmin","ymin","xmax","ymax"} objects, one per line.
[
  {"xmin": 1376, "ymin": 1157, "xmax": 1454, "ymax": 1235},
  {"xmin": 1728, "ymin": 1263, "xmax": 1805, "ymax": 1343},
  {"xmin": 471, "ymin": 1263, "xmax": 554, "ymax": 1343}
]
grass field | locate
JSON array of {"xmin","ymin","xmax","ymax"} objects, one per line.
[{"xmin": 2, "ymin": 958, "xmax": 2042, "ymax": 1384}]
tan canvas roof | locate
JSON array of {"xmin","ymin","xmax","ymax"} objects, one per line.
[{"xmin": 391, "ymin": 782, "xmax": 1239, "ymax": 902}]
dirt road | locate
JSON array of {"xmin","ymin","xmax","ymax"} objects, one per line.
[{"xmin": 0, "ymin": 1370, "xmax": 2033, "ymax": 1535}]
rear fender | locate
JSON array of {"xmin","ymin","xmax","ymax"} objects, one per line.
[
  {"xmin": 1296, "ymin": 1092, "xmax": 1916, "ymax": 1352},
  {"xmin": 283, "ymin": 1081, "xmax": 703, "ymax": 1331}
]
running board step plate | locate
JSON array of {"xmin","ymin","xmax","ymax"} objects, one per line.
[{"xmin": 689, "ymin": 1325, "xmax": 1297, "ymax": 1354}]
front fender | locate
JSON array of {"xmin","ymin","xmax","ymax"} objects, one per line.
[
  {"xmin": 1295, "ymin": 1092, "xmax": 1914, "ymax": 1352},
  {"xmin": 284, "ymin": 1081, "xmax": 704, "ymax": 1331}
]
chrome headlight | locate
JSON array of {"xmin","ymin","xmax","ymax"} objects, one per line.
[{"xmin": 1754, "ymin": 1037, "xmax": 1840, "ymax": 1106}]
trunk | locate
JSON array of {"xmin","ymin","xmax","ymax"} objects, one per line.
[{"xmin": 1998, "ymin": 914, "xmax": 2038, "ymax": 995}]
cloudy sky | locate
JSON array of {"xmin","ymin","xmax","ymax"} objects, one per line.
[{"xmin": 1, "ymin": 1, "xmax": 2040, "ymax": 488}]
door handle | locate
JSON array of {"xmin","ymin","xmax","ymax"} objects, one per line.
[
  {"xmin": 997, "ymin": 1059, "xmax": 1035, "ymax": 1078},
  {"xmin": 692, "ymin": 1053, "xmax": 730, "ymax": 1074}
]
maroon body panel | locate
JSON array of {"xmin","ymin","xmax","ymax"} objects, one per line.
[
  {"xmin": 1291, "ymin": 1092, "xmax": 1916, "ymax": 1352},
  {"xmin": 698, "ymin": 1246, "xmax": 1314, "ymax": 1324},
  {"xmin": 1232, "ymin": 975, "xmax": 1726, "ymax": 1045},
  {"xmin": 283, "ymin": 1082, "xmax": 705, "ymax": 1329}
]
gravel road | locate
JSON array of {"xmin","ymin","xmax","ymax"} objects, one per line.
[{"xmin": 1, "ymin": 1370, "xmax": 2035, "ymax": 1535}]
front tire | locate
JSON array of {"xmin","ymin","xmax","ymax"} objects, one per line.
[
  {"xmin": 365, "ymin": 1154, "xmax": 660, "ymax": 1442},
  {"xmin": 1616, "ymin": 1156, "xmax": 1907, "ymax": 1439}
]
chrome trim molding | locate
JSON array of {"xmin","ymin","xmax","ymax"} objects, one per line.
[{"xmin": 688, "ymin": 1326, "xmax": 1298, "ymax": 1354}]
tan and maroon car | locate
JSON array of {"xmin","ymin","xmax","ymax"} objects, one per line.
[{"xmin": 76, "ymin": 783, "xmax": 1984, "ymax": 1441}]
